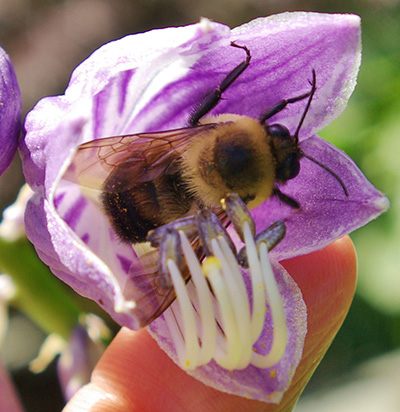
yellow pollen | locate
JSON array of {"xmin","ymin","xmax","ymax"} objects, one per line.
[{"xmin": 202, "ymin": 256, "xmax": 221, "ymax": 275}]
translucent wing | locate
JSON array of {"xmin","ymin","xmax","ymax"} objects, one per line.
[
  {"xmin": 126, "ymin": 238, "xmax": 203, "ymax": 328},
  {"xmin": 123, "ymin": 247, "xmax": 183, "ymax": 328},
  {"xmin": 63, "ymin": 124, "xmax": 218, "ymax": 191}
]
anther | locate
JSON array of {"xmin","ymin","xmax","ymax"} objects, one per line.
[{"xmin": 151, "ymin": 193, "xmax": 289, "ymax": 372}]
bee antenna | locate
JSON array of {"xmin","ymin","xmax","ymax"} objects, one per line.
[
  {"xmin": 294, "ymin": 69, "xmax": 316, "ymax": 142},
  {"xmin": 302, "ymin": 152, "xmax": 349, "ymax": 196}
]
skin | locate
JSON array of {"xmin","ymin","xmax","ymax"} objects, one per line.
[{"xmin": 63, "ymin": 235, "xmax": 357, "ymax": 412}]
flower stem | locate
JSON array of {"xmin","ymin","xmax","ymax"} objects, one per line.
[{"xmin": 0, "ymin": 236, "xmax": 82, "ymax": 340}]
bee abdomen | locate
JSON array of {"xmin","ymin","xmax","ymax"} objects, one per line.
[
  {"xmin": 102, "ymin": 182, "xmax": 161, "ymax": 244},
  {"xmin": 102, "ymin": 172, "xmax": 194, "ymax": 244}
]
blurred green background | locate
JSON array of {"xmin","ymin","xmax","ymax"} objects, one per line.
[{"xmin": 0, "ymin": 0, "xmax": 399, "ymax": 411}]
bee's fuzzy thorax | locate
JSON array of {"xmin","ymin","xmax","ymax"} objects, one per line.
[{"xmin": 181, "ymin": 115, "xmax": 276, "ymax": 209}]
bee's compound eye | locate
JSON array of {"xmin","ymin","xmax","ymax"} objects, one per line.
[
  {"xmin": 267, "ymin": 124, "xmax": 291, "ymax": 140},
  {"xmin": 276, "ymin": 153, "xmax": 300, "ymax": 181}
]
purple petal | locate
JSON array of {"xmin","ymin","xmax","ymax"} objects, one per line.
[
  {"xmin": 251, "ymin": 135, "xmax": 389, "ymax": 260},
  {"xmin": 191, "ymin": 12, "xmax": 362, "ymax": 139},
  {"xmin": 148, "ymin": 260, "xmax": 307, "ymax": 402},
  {"xmin": 57, "ymin": 323, "xmax": 104, "ymax": 400},
  {"xmin": 0, "ymin": 48, "xmax": 22, "ymax": 177}
]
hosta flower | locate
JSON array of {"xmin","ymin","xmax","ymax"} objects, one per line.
[
  {"xmin": 0, "ymin": 47, "xmax": 21, "ymax": 177},
  {"xmin": 21, "ymin": 12, "xmax": 388, "ymax": 403}
]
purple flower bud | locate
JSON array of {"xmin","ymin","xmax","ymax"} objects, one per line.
[{"xmin": 0, "ymin": 48, "xmax": 21, "ymax": 177}]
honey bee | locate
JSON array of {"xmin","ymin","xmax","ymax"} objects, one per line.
[{"xmin": 63, "ymin": 42, "xmax": 347, "ymax": 326}]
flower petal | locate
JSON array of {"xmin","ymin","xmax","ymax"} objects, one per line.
[
  {"xmin": 212, "ymin": 12, "xmax": 362, "ymax": 138},
  {"xmin": 0, "ymin": 361, "xmax": 24, "ymax": 412},
  {"xmin": 148, "ymin": 259, "xmax": 307, "ymax": 402},
  {"xmin": 251, "ymin": 135, "xmax": 389, "ymax": 260},
  {"xmin": 0, "ymin": 48, "xmax": 21, "ymax": 177}
]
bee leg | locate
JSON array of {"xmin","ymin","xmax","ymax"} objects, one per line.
[
  {"xmin": 220, "ymin": 193, "xmax": 255, "ymax": 242},
  {"xmin": 157, "ymin": 229, "xmax": 183, "ymax": 289},
  {"xmin": 189, "ymin": 42, "xmax": 251, "ymax": 126},
  {"xmin": 272, "ymin": 187, "xmax": 300, "ymax": 209},
  {"xmin": 221, "ymin": 193, "xmax": 287, "ymax": 268},
  {"xmin": 259, "ymin": 70, "xmax": 316, "ymax": 124},
  {"xmin": 147, "ymin": 215, "xmax": 198, "ymax": 247},
  {"xmin": 196, "ymin": 209, "xmax": 236, "ymax": 257},
  {"xmin": 237, "ymin": 220, "xmax": 286, "ymax": 268},
  {"xmin": 259, "ymin": 91, "xmax": 311, "ymax": 124}
]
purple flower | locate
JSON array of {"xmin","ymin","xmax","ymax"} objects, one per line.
[
  {"xmin": 57, "ymin": 315, "xmax": 108, "ymax": 401},
  {"xmin": 0, "ymin": 47, "xmax": 21, "ymax": 177},
  {"xmin": 21, "ymin": 12, "xmax": 388, "ymax": 402}
]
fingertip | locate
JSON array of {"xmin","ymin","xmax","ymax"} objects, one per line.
[
  {"xmin": 275, "ymin": 236, "xmax": 357, "ymax": 410},
  {"xmin": 282, "ymin": 235, "xmax": 357, "ymax": 309}
]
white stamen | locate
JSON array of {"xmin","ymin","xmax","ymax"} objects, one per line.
[
  {"xmin": 251, "ymin": 241, "xmax": 287, "ymax": 367},
  {"xmin": 203, "ymin": 257, "xmax": 241, "ymax": 370},
  {"xmin": 242, "ymin": 221, "xmax": 267, "ymax": 341},
  {"xmin": 163, "ymin": 226, "xmax": 287, "ymax": 371},
  {"xmin": 211, "ymin": 237, "xmax": 252, "ymax": 369},
  {"xmin": 167, "ymin": 258, "xmax": 199, "ymax": 370},
  {"xmin": 179, "ymin": 231, "xmax": 216, "ymax": 365}
]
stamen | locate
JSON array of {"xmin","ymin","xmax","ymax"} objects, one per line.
[
  {"xmin": 166, "ymin": 257, "xmax": 199, "ymax": 370},
  {"xmin": 160, "ymin": 210, "xmax": 288, "ymax": 371},
  {"xmin": 242, "ymin": 221, "xmax": 267, "ymax": 341},
  {"xmin": 203, "ymin": 256, "xmax": 241, "ymax": 370},
  {"xmin": 251, "ymin": 241, "xmax": 287, "ymax": 367},
  {"xmin": 211, "ymin": 237, "xmax": 252, "ymax": 369},
  {"xmin": 179, "ymin": 231, "xmax": 216, "ymax": 365}
]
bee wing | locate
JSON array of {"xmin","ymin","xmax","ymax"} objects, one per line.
[
  {"xmin": 126, "ymin": 247, "xmax": 191, "ymax": 328},
  {"xmin": 63, "ymin": 124, "xmax": 218, "ymax": 191}
]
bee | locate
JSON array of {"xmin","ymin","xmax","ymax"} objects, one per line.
[{"xmin": 63, "ymin": 42, "xmax": 347, "ymax": 326}]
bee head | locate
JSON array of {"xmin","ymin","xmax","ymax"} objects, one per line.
[{"xmin": 266, "ymin": 123, "xmax": 301, "ymax": 183}]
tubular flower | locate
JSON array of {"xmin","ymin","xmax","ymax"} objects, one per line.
[
  {"xmin": 21, "ymin": 13, "xmax": 388, "ymax": 402},
  {"xmin": 0, "ymin": 47, "xmax": 21, "ymax": 177}
]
